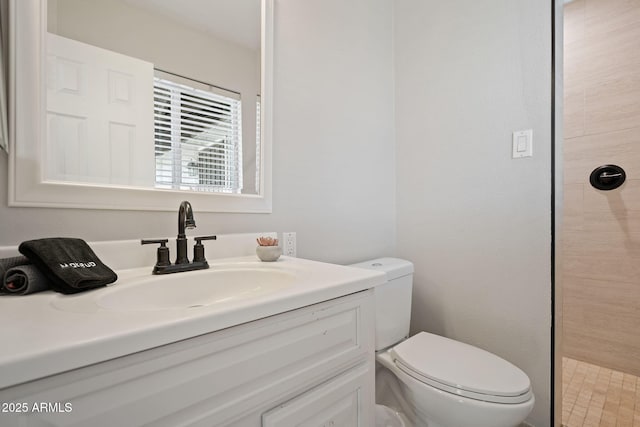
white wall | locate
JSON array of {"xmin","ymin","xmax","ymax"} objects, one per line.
[
  {"xmin": 0, "ymin": 0, "xmax": 396, "ymax": 265},
  {"xmin": 394, "ymin": 1, "xmax": 552, "ymax": 426}
]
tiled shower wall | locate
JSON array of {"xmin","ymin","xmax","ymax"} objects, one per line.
[{"xmin": 563, "ymin": 0, "xmax": 640, "ymax": 375}]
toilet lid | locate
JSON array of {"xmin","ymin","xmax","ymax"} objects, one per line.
[{"xmin": 390, "ymin": 332, "xmax": 532, "ymax": 404}]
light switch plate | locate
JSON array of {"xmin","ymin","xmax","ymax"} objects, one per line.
[{"xmin": 512, "ymin": 129, "xmax": 533, "ymax": 158}]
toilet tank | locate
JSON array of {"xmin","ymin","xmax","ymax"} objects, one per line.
[{"xmin": 349, "ymin": 258, "xmax": 414, "ymax": 351}]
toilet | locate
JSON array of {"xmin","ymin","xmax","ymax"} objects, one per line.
[{"xmin": 351, "ymin": 258, "xmax": 535, "ymax": 427}]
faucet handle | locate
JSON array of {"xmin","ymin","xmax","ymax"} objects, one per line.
[
  {"xmin": 141, "ymin": 239, "xmax": 171, "ymax": 267},
  {"xmin": 141, "ymin": 239, "xmax": 169, "ymax": 246},
  {"xmin": 193, "ymin": 235, "xmax": 217, "ymax": 263}
]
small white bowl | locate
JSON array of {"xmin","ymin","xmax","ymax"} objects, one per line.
[{"xmin": 256, "ymin": 245, "xmax": 282, "ymax": 262}]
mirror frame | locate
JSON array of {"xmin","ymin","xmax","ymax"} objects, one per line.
[{"xmin": 8, "ymin": 0, "xmax": 273, "ymax": 212}]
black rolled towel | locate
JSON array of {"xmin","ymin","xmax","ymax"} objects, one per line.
[
  {"xmin": 0, "ymin": 255, "xmax": 30, "ymax": 277},
  {"xmin": 3, "ymin": 264, "xmax": 52, "ymax": 295},
  {"xmin": 19, "ymin": 238, "xmax": 117, "ymax": 294},
  {"xmin": 0, "ymin": 256, "xmax": 41, "ymax": 294}
]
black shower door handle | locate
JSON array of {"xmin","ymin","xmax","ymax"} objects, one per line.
[{"xmin": 589, "ymin": 165, "xmax": 626, "ymax": 190}]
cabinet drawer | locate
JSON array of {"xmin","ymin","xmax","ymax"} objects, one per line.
[
  {"xmin": 0, "ymin": 290, "xmax": 374, "ymax": 427},
  {"xmin": 262, "ymin": 363, "xmax": 373, "ymax": 427}
]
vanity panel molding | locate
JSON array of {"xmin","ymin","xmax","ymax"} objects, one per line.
[
  {"xmin": 0, "ymin": 290, "xmax": 375, "ymax": 427},
  {"xmin": 261, "ymin": 362, "xmax": 371, "ymax": 427}
]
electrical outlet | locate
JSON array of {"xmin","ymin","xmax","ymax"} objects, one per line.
[{"xmin": 282, "ymin": 232, "xmax": 296, "ymax": 257}]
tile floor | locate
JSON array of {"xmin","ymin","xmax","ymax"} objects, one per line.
[{"xmin": 563, "ymin": 357, "xmax": 640, "ymax": 427}]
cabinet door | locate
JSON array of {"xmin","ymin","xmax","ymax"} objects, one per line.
[{"xmin": 262, "ymin": 363, "xmax": 373, "ymax": 427}]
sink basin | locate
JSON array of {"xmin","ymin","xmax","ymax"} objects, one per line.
[
  {"xmin": 96, "ymin": 268, "xmax": 295, "ymax": 311},
  {"xmin": 51, "ymin": 266, "xmax": 297, "ymax": 312},
  {"xmin": 98, "ymin": 267, "xmax": 296, "ymax": 311}
]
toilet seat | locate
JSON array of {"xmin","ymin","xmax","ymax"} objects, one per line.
[{"xmin": 390, "ymin": 332, "xmax": 533, "ymax": 404}]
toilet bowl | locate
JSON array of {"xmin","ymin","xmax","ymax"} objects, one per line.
[
  {"xmin": 376, "ymin": 333, "xmax": 534, "ymax": 427},
  {"xmin": 350, "ymin": 258, "xmax": 535, "ymax": 427}
]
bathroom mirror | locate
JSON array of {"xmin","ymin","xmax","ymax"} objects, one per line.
[{"xmin": 8, "ymin": 0, "xmax": 272, "ymax": 212}]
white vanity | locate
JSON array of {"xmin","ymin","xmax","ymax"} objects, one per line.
[{"xmin": 0, "ymin": 235, "xmax": 385, "ymax": 426}]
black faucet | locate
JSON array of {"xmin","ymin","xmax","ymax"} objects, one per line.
[
  {"xmin": 176, "ymin": 200, "xmax": 196, "ymax": 264},
  {"xmin": 141, "ymin": 201, "xmax": 216, "ymax": 274}
]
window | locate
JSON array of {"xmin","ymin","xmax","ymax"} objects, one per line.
[{"xmin": 153, "ymin": 71, "xmax": 243, "ymax": 193}]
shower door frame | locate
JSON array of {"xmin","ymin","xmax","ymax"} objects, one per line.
[{"xmin": 552, "ymin": 1, "xmax": 563, "ymax": 427}]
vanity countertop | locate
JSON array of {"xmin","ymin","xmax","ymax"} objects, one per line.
[{"xmin": 0, "ymin": 256, "xmax": 385, "ymax": 389}]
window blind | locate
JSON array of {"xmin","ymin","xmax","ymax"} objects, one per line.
[{"xmin": 154, "ymin": 71, "xmax": 243, "ymax": 193}]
